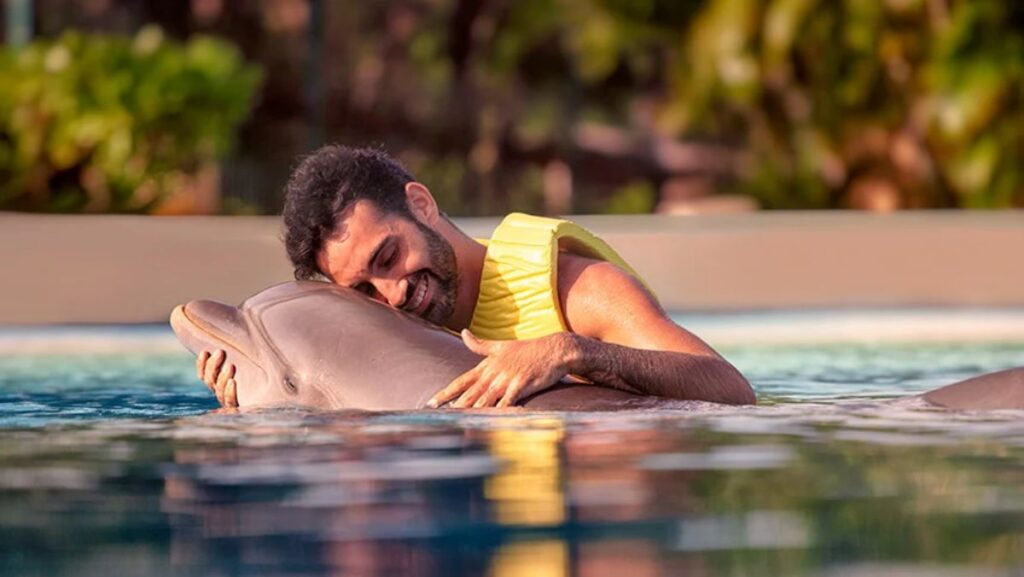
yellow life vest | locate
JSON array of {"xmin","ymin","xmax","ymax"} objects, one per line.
[{"xmin": 468, "ymin": 213, "xmax": 651, "ymax": 341}]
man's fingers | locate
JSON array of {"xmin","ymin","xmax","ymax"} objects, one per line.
[
  {"xmin": 224, "ymin": 378, "xmax": 238, "ymax": 408},
  {"xmin": 428, "ymin": 369, "xmax": 479, "ymax": 408},
  {"xmin": 461, "ymin": 330, "xmax": 494, "ymax": 355},
  {"xmin": 213, "ymin": 363, "xmax": 232, "ymax": 406},
  {"xmin": 203, "ymin": 350, "xmax": 226, "ymax": 386},
  {"xmin": 196, "ymin": 351, "xmax": 210, "ymax": 381},
  {"xmin": 497, "ymin": 380, "xmax": 527, "ymax": 408},
  {"xmin": 212, "ymin": 363, "xmax": 234, "ymax": 406},
  {"xmin": 452, "ymin": 380, "xmax": 490, "ymax": 408},
  {"xmin": 472, "ymin": 381, "xmax": 506, "ymax": 408},
  {"xmin": 213, "ymin": 378, "xmax": 225, "ymax": 406}
]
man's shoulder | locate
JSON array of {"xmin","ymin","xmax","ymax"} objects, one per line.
[
  {"xmin": 557, "ymin": 253, "xmax": 645, "ymax": 297},
  {"xmin": 556, "ymin": 253, "xmax": 659, "ymax": 335},
  {"xmin": 557, "ymin": 251, "xmax": 607, "ymax": 279}
]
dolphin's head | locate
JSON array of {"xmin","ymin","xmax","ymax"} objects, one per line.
[
  {"xmin": 171, "ymin": 281, "xmax": 486, "ymax": 411},
  {"xmin": 169, "ymin": 283, "xmax": 339, "ymax": 409}
]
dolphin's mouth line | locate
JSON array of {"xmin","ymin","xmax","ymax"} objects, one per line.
[{"xmin": 176, "ymin": 304, "xmax": 261, "ymax": 368}]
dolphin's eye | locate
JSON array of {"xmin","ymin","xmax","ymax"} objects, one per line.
[{"xmin": 283, "ymin": 377, "xmax": 298, "ymax": 395}]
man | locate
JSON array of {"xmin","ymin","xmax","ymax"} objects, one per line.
[{"xmin": 198, "ymin": 146, "xmax": 755, "ymax": 408}]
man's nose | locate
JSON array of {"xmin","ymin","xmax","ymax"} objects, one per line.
[{"xmin": 377, "ymin": 277, "xmax": 408, "ymax": 309}]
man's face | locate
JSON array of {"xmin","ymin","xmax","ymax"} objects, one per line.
[{"xmin": 317, "ymin": 200, "xmax": 458, "ymax": 326}]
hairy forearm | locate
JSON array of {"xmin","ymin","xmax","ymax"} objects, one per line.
[{"xmin": 562, "ymin": 334, "xmax": 756, "ymax": 405}]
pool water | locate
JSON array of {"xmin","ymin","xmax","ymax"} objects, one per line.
[{"xmin": 2, "ymin": 317, "xmax": 1024, "ymax": 577}]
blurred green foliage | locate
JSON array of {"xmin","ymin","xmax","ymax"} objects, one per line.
[
  {"xmin": 604, "ymin": 180, "xmax": 657, "ymax": 214},
  {"xmin": 0, "ymin": 26, "xmax": 261, "ymax": 212},
  {"xmin": 552, "ymin": 0, "xmax": 1023, "ymax": 209},
  {"xmin": 351, "ymin": 0, "xmax": 1022, "ymax": 211},
  {"xmin": 10, "ymin": 1, "xmax": 1020, "ymax": 212}
]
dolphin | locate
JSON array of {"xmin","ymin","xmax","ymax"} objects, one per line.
[
  {"xmin": 170, "ymin": 281, "xmax": 1024, "ymax": 412},
  {"xmin": 169, "ymin": 281, "xmax": 649, "ymax": 411},
  {"xmin": 921, "ymin": 367, "xmax": 1024, "ymax": 410}
]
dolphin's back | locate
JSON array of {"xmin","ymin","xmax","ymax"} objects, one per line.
[
  {"xmin": 922, "ymin": 367, "xmax": 1024, "ymax": 410},
  {"xmin": 241, "ymin": 282, "xmax": 646, "ymax": 411}
]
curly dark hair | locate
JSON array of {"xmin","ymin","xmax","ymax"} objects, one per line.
[{"xmin": 282, "ymin": 145, "xmax": 415, "ymax": 280}]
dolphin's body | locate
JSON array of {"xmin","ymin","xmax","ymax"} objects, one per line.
[
  {"xmin": 171, "ymin": 281, "xmax": 1024, "ymax": 412},
  {"xmin": 170, "ymin": 281, "xmax": 648, "ymax": 411},
  {"xmin": 922, "ymin": 368, "xmax": 1024, "ymax": 410}
]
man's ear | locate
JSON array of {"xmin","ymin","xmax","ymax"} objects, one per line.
[{"xmin": 405, "ymin": 182, "xmax": 440, "ymax": 225}]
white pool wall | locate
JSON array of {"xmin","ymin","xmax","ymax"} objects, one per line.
[{"xmin": 2, "ymin": 211, "xmax": 1023, "ymax": 325}]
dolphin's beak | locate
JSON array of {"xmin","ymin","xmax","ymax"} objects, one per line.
[
  {"xmin": 169, "ymin": 299, "xmax": 268, "ymax": 408},
  {"xmin": 169, "ymin": 304, "xmax": 188, "ymax": 335},
  {"xmin": 169, "ymin": 299, "xmax": 253, "ymax": 358}
]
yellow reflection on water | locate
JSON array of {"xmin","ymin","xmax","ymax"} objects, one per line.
[
  {"xmin": 490, "ymin": 539, "xmax": 568, "ymax": 577},
  {"xmin": 485, "ymin": 419, "xmax": 566, "ymax": 527}
]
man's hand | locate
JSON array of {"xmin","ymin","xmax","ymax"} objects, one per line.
[
  {"xmin": 427, "ymin": 330, "xmax": 577, "ymax": 408},
  {"xmin": 197, "ymin": 349, "xmax": 239, "ymax": 408}
]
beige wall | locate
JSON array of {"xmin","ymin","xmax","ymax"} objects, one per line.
[{"xmin": 2, "ymin": 211, "xmax": 1023, "ymax": 325}]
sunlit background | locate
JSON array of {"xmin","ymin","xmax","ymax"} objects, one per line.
[
  {"xmin": 1, "ymin": 0, "xmax": 1021, "ymax": 216},
  {"xmin": 3, "ymin": 2, "xmax": 1024, "ymax": 576}
]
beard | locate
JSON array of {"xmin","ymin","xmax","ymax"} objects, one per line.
[{"xmin": 410, "ymin": 219, "xmax": 459, "ymax": 327}]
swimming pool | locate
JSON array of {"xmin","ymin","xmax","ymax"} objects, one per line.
[{"xmin": 2, "ymin": 311, "xmax": 1024, "ymax": 576}]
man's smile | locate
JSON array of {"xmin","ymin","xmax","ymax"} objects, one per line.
[{"xmin": 404, "ymin": 272, "xmax": 433, "ymax": 317}]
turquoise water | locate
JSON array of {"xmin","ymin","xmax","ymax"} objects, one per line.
[{"xmin": 2, "ymin": 322, "xmax": 1024, "ymax": 576}]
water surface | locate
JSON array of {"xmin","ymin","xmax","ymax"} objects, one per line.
[{"xmin": 2, "ymin": 321, "xmax": 1023, "ymax": 576}]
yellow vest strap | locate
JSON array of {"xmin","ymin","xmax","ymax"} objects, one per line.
[{"xmin": 468, "ymin": 213, "xmax": 651, "ymax": 341}]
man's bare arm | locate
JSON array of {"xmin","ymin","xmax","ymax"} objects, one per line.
[
  {"xmin": 431, "ymin": 255, "xmax": 756, "ymax": 408},
  {"xmin": 558, "ymin": 256, "xmax": 755, "ymax": 405},
  {"xmin": 562, "ymin": 333, "xmax": 753, "ymax": 404}
]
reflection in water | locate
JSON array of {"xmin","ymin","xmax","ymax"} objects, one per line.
[
  {"xmin": 4, "ymin": 340, "xmax": 1024, "ymax": 576},
  {"xmin": 491, "ymin": 540, "xmax": 568, "ymax": 577},
  {"xmin": 4, "ymin": 405, "xmax": 1016, "ymax": 576},
  {"xmin": 486, "ymin": 421, "xmax": 566, "ymax": 526},
  {"xmin": 1, "ymin": 407, "xmax": 1024, "ymax": 575},
  {"xmin": 485, "ymin": 421, "xmax": 568, "ymax": 577}
]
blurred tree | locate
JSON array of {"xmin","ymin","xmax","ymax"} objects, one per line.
[
  {"xmin": 655, "ymin": 0, "xmax": 1024, "ymax": 209},
  {"xmin": 9, "ymin": 0, "xmax": 1021, "ymax": 213},
  {"xmin": 0, "ymin": 27, "xmax": 261, "ymax": 212}
]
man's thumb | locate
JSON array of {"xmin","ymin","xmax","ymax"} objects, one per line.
[{"xmin": 461, "ymin": 329, "xmax": 491, "ymax": 354}]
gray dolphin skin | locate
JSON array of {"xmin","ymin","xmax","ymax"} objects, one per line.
[
  {"xmin": 922, "ymin": 367, "xmax": 1024, "ymax": 410},
  {"xmin": 171, "ymin": 281, "xmax": 1024, "ymax": 412},
  {"xmin": 170, "ymin": 281, "xmax": 645, "ymax": 411}
]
